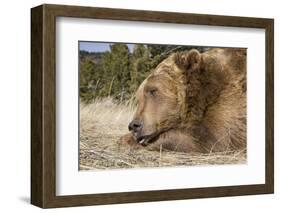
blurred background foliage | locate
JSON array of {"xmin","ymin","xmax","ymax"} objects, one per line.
[{"xmin": 79, "ymin": 43, "xmax": 207, "ymax": 102}]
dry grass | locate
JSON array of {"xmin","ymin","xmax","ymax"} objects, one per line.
[{"xmin": 79, "ymin": 98, "xmax": 246, "ymax": 170}]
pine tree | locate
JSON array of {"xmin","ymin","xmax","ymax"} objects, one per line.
[
  {"xmin": 130, "ymin": 44, "xmax": 151, "ymax": 93},
  {"xmin": 101, "ymin": 44, "xmax": 131, "ymax": 100}
]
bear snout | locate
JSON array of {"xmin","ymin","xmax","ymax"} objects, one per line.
[{"xmin": 128, "ymin": 119, "xmax": 143, "ymax": 133}]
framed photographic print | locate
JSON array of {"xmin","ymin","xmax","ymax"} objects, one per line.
[{"xmin": 31, "ymin": 4, "xmax": 274, "ymax": 208}]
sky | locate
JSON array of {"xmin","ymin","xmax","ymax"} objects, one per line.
[{"xmin": 79, "ymin": 41, "xmax": 134, "ymax": 53}]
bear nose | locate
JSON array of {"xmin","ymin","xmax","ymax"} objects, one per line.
[{"xmin": 128, "ymin": 120, "xmax": 142, "ymax": 132}]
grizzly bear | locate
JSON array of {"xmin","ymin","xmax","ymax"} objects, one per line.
[{"xmin": 120, "ymin": 48, "xmax": 246, "ymax": 153}]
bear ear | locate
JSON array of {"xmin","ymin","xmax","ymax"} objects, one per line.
[{"xmin": 175, "ymin": 49, "xmax": 202, "ymax": 71}]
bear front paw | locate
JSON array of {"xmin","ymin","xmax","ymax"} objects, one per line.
[{"xmin": 118, "ymin": 133, "xmax": 141, "ymax": 148}]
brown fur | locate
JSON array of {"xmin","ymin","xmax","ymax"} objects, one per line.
[{"xmin": 120, "ymin": 48, "xmax": 246, "ymax": 153}]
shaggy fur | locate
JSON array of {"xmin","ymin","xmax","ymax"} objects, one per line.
[{"xmin": 120, "ymin": 48, "xmax": 246, "ymax": 153}]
